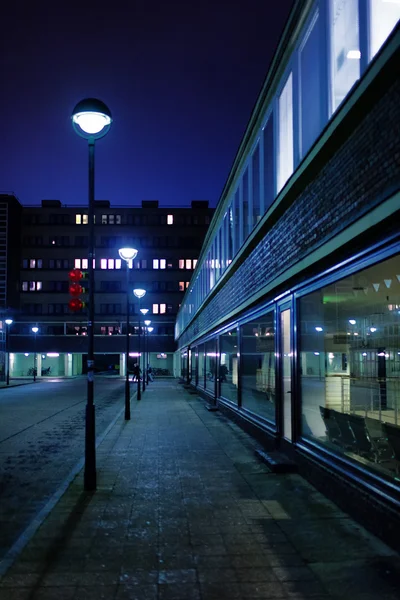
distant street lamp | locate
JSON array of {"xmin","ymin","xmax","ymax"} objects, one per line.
[
  {"xmin": 133, "ymin": 289, "xmax": 146, "ymax": 400},
  {"xmin": 118, "ymin": 247, "xmax": 138, "ymax": 420},
  {"xmin": 5, "ymin": 319, "xmax": 13, "ymax": 385},
  {"xmin": 31, "ymin": 327, "xmax": 39, "ymax": 382},
  {"xmin": 72, "ymin": 97, "xmax": 112, "ymax": 492},
  {"xmin": 144, "ymin": 319, "xmax": 151, "ymax": 385}
]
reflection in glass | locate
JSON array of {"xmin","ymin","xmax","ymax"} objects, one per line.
[
  {"xmin": 198, "ymin": 343, "xmax": 205, "ymax": 389},
  {"xmin": 241, "ymin": 314, "xmax": 276, "ymax": 422},
  {"xmin": 299, "ymin": 254, "xmax": 400, "ymax": 480},
  {"xmin": 205, "ymin": 339, "xmax": 217, "ymax": 393},
  {"xmin": 219, "ymin": 328, "xmax": 238, "ymax": 404}
]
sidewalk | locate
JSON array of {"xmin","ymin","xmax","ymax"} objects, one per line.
[{"xmin": 0, "ymin": 379, "xmax": 399, "ymax": 600}]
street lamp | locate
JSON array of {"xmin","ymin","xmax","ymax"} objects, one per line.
[
  {"xmin": 140, "ymin": 309, "xmax": 149, "ymax": 391},
  {"xmin": 133, "ymin": 289, "xmax": 146, "ymax": 400},
  {"xmin": 147, "ymin": 326, "xmax": 154, "ymax": 380},
  {"xmin": 144, "ymin": 319, "xmax": 151, "ymax": 385},
  {"xmin": 5, "ymin": 319, "xmax": 13, "ymax": 385},
  {"xmin": 118, "ymin": 247, "xmax": 138, "ymax": 420},
  {"xmin": 72, "ymin": 97, "xmax": 112, "ymax": 492},
  {"xmin": 31, "ymin": 327, "xmax": 39, "ymax": 382}
]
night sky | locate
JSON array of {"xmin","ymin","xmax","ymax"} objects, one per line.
[{"xmin": 1, "ymin": 1, "xmax": 293, "ymax": 208}]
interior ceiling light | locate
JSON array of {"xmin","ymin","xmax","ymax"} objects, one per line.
[{"xmin": 347, "ymin": 50, "xmax": 361, "ymax": 59}]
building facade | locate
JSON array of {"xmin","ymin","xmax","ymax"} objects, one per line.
[
  {"xmin": 0, "ymin": 197, "xmax": 213, "ymax": 378},
  {"xmin": 175, "ymin": 1, "xmax": 400, "ymax": 548}
]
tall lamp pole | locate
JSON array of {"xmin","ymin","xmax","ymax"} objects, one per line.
[
  {"xmin": 31, "ymin": 327, "xmax": 39, "ymax": 382},
  {"xmin": 118, "ymin": 247, "xmax": 138, "ymax": 420},
  {"xmin": 133, "ymin": 289, "xmax": 146, "ymax": 400},
  {"xmin": 140, "ymin": 309, "xmax": 149, "ymax": 391},
  {"xmin": 5, "ymin": 319, "xmax": 13, "ymax": 385},
  {"xmin": 72, "ymin": 97, "xmax": 112, "ymax": 492},
  {"xmin": 144, "ymin": 319, "xmax": 151, "ymax": 384},
  {"xmin": 147, "ymin": 327, "xmax": 154, "ymax": 380}
]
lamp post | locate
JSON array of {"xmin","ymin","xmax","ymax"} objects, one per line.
[
  {"xmin": 5, "ymin": 319, "xmax": 13, "ymax": 385},
  {"xmin": 147, "ymin": 326, "xmax": 154, "ymax": 380},
  {"xmin": 31, "ymin": 327, "xmax": 38, "ymax": 382},
  {"xmin": 144, "ymin": 319, "xmax": 151, "ymax": 385},
  {"xmin": 140, "ymin": 309, "xmax": 149, "ymax": 391},
  {"xmin": 72, "ymin": 97, "xmax": 112, "ymax": 492},
  {"xmin": 118, "ymin": 247, "xmax": 138, "ymax": 420},
  {"xmin": 133, "ymin": 289, "xmax": 146, "ymax": 400}
]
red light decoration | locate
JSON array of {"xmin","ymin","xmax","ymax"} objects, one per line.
[
  {"xmin": 68, "ymin": 298, "xmax": 84, "ymax": 312},
  {"xmin": 68, "ymin": 269, "xmax": 83, "ymax": 282},
  {"xmin": 69, "ymin": 283, "xmax": 83, "ymax": 297}
]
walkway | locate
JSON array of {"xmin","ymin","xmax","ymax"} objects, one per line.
[{"xmin": 0, "ymin": 379, "xmax": 399, "ymax": 599}]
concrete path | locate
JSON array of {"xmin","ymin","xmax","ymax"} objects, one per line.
[{"xmin": 0, "ymin": 379, "xmax": 399, "ymax": 599}]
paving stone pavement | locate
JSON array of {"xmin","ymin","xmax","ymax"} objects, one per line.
[{"xmin": 0, "ymin": 379, "xmax": 399, "ymax": 600}]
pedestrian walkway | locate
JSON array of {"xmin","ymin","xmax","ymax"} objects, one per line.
[{"xmin": 0, "ymin": 379, "xmax": 399, "ymax": 599}]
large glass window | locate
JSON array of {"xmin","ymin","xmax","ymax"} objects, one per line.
[
  {"xmin": 191, "ymin": 347, "xmax": 197, "ymax": 385},
  {"xmin": 262, "ymin": 114, "xmax": 274, "ymax": 211},
  {"xmin": 205, "ymin": 339, "xmax": 217, "ymax": 393},
  {"xmin": 330, "ymin": 0, "xmax": 360, "ymax": 113},
  {"xmin": 252, "ymin": 145, "xmax": 261, "ymax": 227},
  {"xmin": 299, "ymin": 9, "xmax": 322, "ymax": 157},
  {"xmin": 219, "ymin": 328, "xmax": 239, "ymax": 405},
  {"xmin": 299, "ymin": 253, "xmax": 400, "ymax": 481},
  {"xmin": 198, "ymin": 343, "xmax": 205, "ymax": 389},
  {"xmin": 242, "ymin": 168, "xmax": 250, "ymax": 242},
  {"xmin": 241, "ymin": 313, "xmax": 276, "ymax": 423},
  {"xmin": 278, "ymin": 73, "xmax": 294, "ymax": 192},
  {"xmin": 369, "ymin": 0, "xmax": 400, "ymax": 60}
]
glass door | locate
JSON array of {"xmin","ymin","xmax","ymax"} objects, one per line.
[{"xmin": 280, "ymin": 305, "xmax": 293, "ymax": 441}]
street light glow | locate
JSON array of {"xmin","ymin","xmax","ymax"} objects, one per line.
[
  {"xmin": 140, "ymin": 308, "xmax": 149, "ymax": 315},
  {"xmin": 32, "ymin": 327, "xmax": 39, "ymax": 333},
  {"xmin": 72, "ymin": 111, "xmax": 111, "ymax": 135},
  {"xmin": 119, "ymin": 247, "xmax": 138, "ymax": 263},
  {"xmin": 144, "ymin": 320, "xmax": 151, "ymax": 326},
  {"xmin": 5, "ymin": 319, "xmax": 13, "ymax": 325},
  {"xmin": 134, "ymin": 288, "xmax": 146, "ymax": 299}
]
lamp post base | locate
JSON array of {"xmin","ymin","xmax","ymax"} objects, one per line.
[{"xmin": 84, "ymin": 403, "xmax": 96, "ymax": 491}]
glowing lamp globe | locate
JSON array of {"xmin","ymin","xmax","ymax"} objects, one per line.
[
  {"xmin": 32, "ymin": 327, "xmax": 39, "ymax": 334},
  {"xmin": 68, "ymin": 298, "xmax": 85, "ymax": 312},
  {"xmin": 72, "ymin": 98, "xmax": 112, "ymax": 139},
  {"xmin": 119, "ymin": 247, "xmax": 138, "ymax": 262},
  {"xmin": 5, "ymin": 319, "xmax": 13, "ymax": 326},
  {"xmin": 133, "ymin": 288, "xmax": 146, "ymax": 299}
]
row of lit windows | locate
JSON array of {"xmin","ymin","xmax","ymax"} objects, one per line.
[
  {"xmin": 177, "ymin": 0, "xmax": 400, "ymax": 336},
  {"xmin": 24, "ymin": 213, "xmax": 211, "ymax": 226},
  {"xmin": 22, "ymin": 303, "xmax": 179, "ymax": 315},
  {"xmin": 12, "ymin": 323, "xmax": 174, "ymax": 336},
  {"xmin": 75, "ymin": 214, "xmax": 175, "ymax": 225},
  {"xmin": 21, "ymin": 258, "xmax": 198, "ymax": 270},
  {"xmin": 21, "ymin": 280, "xmax": 190, "ymax": 293},
  {"xmin": 22, "ymin": 235, "xmax": 202, "ymax": 249}
]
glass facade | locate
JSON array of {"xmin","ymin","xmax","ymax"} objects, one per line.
[
  {"xmin": 299, "ymin": 254, "xmax": 400, "ymax": 480},
  {"xmin": 241, "ymin": 313, "xmax": 276, "ymax": 422},
  {"xmin": 219, "ymin": 328, "xmax": 239, "ymax": 404}
]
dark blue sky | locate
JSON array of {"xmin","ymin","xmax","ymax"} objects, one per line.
[{"xmin": 0, "ymin": 1, "xmax": 293, "ymax": 208}]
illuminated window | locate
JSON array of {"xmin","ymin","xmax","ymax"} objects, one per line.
[
  {"xmin": 82, "ymin": 259, "xmax": 88, "ymax": 269},
  {"xmin": 37, "ymin": 282, "xmax": 42, "ymax": 291},
  {"xmin": 75, "ymin": 259, "xmax": 81, "ymax": 269},
  {"xmin": 76, "ymin": 214, "xmax": 81, "ymax": 224},
  {"xmin": 167, "ymin": 214, "xmax": 173, "ymax": 225},
  {"xmin": 116, "ymin": 259, "xmax": 122, "ymax": 269},
  {"xmin": 83, "ymin": 215, "xmax": 88, "ymax": 225},
  {"xmin": 186, "ymin": 259, "xmax": 192, "ymax": 270},
  {"xmin": 22, "ymin": 282, "xmax": 28, "ymax": 291},
  {"xmin": 193, "ymin": 259, "xmax": 198, "ymax": 268},
  {"xmin": 179, "ymin": 259, "xmax": 185, "ymax": 269},
  {"xmin": 30, "ymin": 259, "xmax": 36, "ymax": 268},
  {"xmin": 108, "ymin": 259, "xmax": 114, "ymax": 269},
  {"xmin": 369, "ymin": 0, "xmax": 400, "ymax": 59},
  {"xmin": 186, "ymin": 281, "xmax": 190, "ymax": 288},
  {"xmin": 153, "ymin": 259, "xmax": 159, "ymax": 269},
  {"xmin": 101, "ymin": 259, "xmax": 107, "ymax": 270},
  {"xmin": 101, "ymin": 215, "xmax": 108, "ymax": 224},
  {"xmin": 153, "ymin": 304, "xmax": 159, "ymax": 314},
  {"xmin": 278, "ymin": 72, "xmax": 294, "ymax": 191},
  {"xmin": 179, "ymin": 281, "xmax": 185, "ymax": 291},
  {"xmin": 160, "ymin": 304, "xmax": 166, "ymax": 314},
  {"xmin": 160, "ymin": 259, "xmax": 166, "ymax": 269}
]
